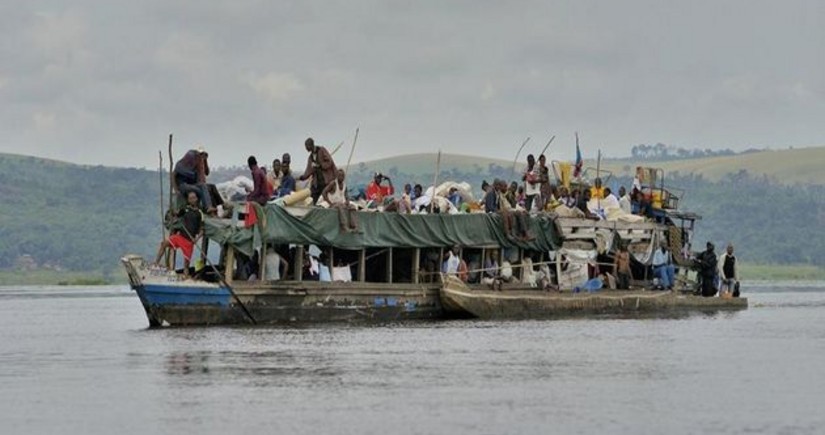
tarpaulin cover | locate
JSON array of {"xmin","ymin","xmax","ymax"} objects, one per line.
[{"xmin": 205, "ymin": 205, "xmax": 562, "ymax": 257}]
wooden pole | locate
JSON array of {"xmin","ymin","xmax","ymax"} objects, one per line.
[
  {"xmin": 159, "ymin": 151, "xmax": 166, "ymax": 241},
  {"xmin": 295, "ymin": 246, "xmax": 305, "ymax": 282},
  {"xmin": 510, "ymin": 136, "xmax": 531, "ymax": 179},
  {"xmin": 596, "ymin": 149, "xmax": 602, "ymax": 213},
  {"xmin": 345, "ymin": 127, "xmax": 360, "ymax": 175},
  {"xmin": 539, "ymin": 135, "xmax": 556, "ymax": 158},
  {"xmin": 429, "ymin": 150, "xmax": 442, "ymax": 213},
  {"xmin": 167, "ymin": 134, "xmax": 174, "ymax": 211}
]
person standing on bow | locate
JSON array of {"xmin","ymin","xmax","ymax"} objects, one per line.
[
  {"xmin": 718, "ymin": 243, "xmax": 739, "ymax": 297},
  {"xmin": 298, "ymin": 137, "xmax": 337, "ymax": 205}
]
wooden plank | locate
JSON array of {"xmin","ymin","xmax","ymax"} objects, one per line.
[
  {"xmin": 386, "ymin": 247, "xmax": 393, "ymax": 284},
  {"xmin": 224, "ymin": 246, "xmax": 235, "ymax": 285},
  {"xmin": 358, "ymin": 249, "xmax": 366, "ymax": 282},
  {"xmin": 412, "ymin": 248, "xmax": 420, "ymax": 284},
  {"xmin": 295, "ymin": 246, "xmax": 304, "ymax": 282}
]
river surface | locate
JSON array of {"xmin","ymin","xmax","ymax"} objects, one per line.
[{"xmin": 1, "ymin": 285, "xmax": 824, "ymax": 435}]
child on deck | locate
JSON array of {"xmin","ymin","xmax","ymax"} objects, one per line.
[{"xmin": 154, "ymin": 191, "xmax": 204, "ymax": 278}]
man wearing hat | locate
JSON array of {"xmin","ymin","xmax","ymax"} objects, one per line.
[{"xmin": 298, "ymin": 138, "xmax": 337, "ymax": 205}]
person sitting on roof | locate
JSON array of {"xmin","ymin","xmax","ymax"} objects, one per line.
[
  {"xmin": 448, "ymin": 187, "xmax": 463, "ymax": 208},
  {"xmin": 504, "ymin": 181, "xmax": 518, "ymax": 209},
  {"xmin": 245, "ymin": 156, "xmax": 270, "ymax": 206},
  {"xmin": 153, "ymin": 191, "xmax": 203, "ymax": 279},
  {"xmin": 366, "ymin": 172, "xmax": 395, "ymax": 205},
  {"xmin": 173, "ymin": 146, "xmax": 213, "ymax": 212},
  {"xmin": 322, "ymin": 169, "xmax": 359, "ymax": 233},
  {"xmin": 267, "ymin": 158, "xmax": 282, "ymax": 197},
  {"xmin": 618, "ymin": 186, "xmax": 632, "ymax": 214},
  {"xmin": 397, "ymin": 183, "xmax": 413, "ymax": 214},
  {"xmin": 590, "ymin": 177, "xmax": 606, "ymax": 200},
  {"xmin": 298, "ymin": 137, "xmax": 337, "ymax": 205},
  {"xmin": 497, "ymin": 180, "xmax": 533, "ymax": 241},
  {"xmin": 277, "ymin": 153, "xmax": 296, "ymax": 197},
  {"xmin": 577, "ymin": 188, "xmax": 600, "ymax": 220}
]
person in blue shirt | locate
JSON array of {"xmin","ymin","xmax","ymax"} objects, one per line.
[
  {"xmin": 277, "ymin": 153, "xmax": 296, "ymax": 197},
  {"xmin": 652, "ymin": 242, "xmax": 676, "ymax": 290}
]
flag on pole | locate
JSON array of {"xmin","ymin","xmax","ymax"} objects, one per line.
[{"xmin": 573, "ymin": 142, "xmax": 583, "ymax": 178}]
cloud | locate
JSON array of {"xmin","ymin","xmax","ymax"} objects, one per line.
[
  {"xmin": 242, "ymin": 72, "xmax": 304, "ymax": 103},
  {"xmin": 0, "ymin": 1, "xmax": 823, "ymax": 168}
]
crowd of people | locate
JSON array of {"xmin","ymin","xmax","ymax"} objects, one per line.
[{"xmin": 155, "ymin": 139, "xmax": 740, "ymax": 297}]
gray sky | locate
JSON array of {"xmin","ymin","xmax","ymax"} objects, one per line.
[{"xmin": 1, "ymin": 0, "xmax": 823, "ymax": 169}]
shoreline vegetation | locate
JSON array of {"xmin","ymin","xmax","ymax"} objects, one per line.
[{"xmin": 1, "ymin": 263, "xmax": 824, "ymax": 286}]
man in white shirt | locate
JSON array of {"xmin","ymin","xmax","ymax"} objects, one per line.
[
  {"xmin": 441, "ymin": 247, "xmax": 461, "ymax": 275},
  {"xmin": 652, "ymin": 242, "xmax": 675, "ymax": 290},
  {"xmin": 618, "ymin": 186, "xmax": 632, "ymax": 214}
]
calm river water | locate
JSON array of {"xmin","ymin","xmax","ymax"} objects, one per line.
[{"xmin": 1, "ymin": 285, "xmax": 823, "ymax": 435}]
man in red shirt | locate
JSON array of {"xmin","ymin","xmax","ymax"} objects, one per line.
[
  {"xmin": 246, "ymin": 155, "xmax": 270, "ymax": 205},
  {"xmin": 366, "ymin": 172, "xmax": 395, "ymax": 204}
]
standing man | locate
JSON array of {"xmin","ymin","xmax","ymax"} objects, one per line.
[
  {"xmin": 652, "ymin": 242, "xmax": 675, "ymax": 290},
  {"xmin": 174, "ymin": 146, "xmax": 212, "ymax": 211},
  {"xmin": 614, "ymin": 244, "xmax": 633, "ymax": 290},
  {"xmin": 538, "ymin": 154, "xmax": 552, "ymax": 211},
  {"xmin": 246, "ymin": 156, "xmax": 269, "ymax": 205},
  {"xmin": 299, "ymin": 137, "xmax": 337, "ymax": 205},
  {"xmin": 696, "ymin": 242, "xmax": 718, "ymax": 297},
  {"xmin": 522, "ymin": 154, "xmax": 541, "ymax": 213},
  {"xmin": 718, "ymin": 243, "xmax": 739, "ymax": 296}
]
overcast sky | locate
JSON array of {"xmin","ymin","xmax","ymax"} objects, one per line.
[{"xmin": 1, "ymin": 0, "xmax": 823, "ymax": 169}]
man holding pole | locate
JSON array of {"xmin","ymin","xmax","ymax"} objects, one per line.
[{"xmin": 299, "ymin": 137, "xmax": 338, "ymax": 205}]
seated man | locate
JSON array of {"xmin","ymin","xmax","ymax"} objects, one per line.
[
  {"xmin": 154, "ymin": 191, "xmax": 203, "ymax": 279},
  {"xmin": 366, "ymin": 172, "xmax": 395, "ymax": 205},
  {"xmin": 277, "ymin": 153, "xmax": 296, "ymax": 197},
  {"xmin": 651, "ymin": 242, "xmax": 676, "ymax": 290},
  {"xmin": 322, "ymin": 169, "xmax": 359, "ymax": 232}
]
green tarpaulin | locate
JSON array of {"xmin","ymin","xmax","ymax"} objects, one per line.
[{"xmin": 205, "ymin": 205, "xmax": 561, "ymax": 257}]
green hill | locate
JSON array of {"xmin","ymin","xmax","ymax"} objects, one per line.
[{"xmin": 1, "ymin": 149, "xmax": 824, "ymax": 284}]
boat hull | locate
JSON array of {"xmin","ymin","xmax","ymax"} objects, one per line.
[
  {"xmin": 122, "ymin": 255, "xmax": 445, "ymax": 326},
  {"xmin": 441, "ymin": 276, "xmax": 748, "ymax": 319}
]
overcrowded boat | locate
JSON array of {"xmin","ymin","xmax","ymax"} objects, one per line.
[{"xmin": 122, "ymin": 142, "xmax": 747, "ymax": 327}]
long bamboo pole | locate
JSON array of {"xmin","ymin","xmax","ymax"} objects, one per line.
[
  {"xmin": 539, "ymin": 135, "xmax": 556, "ymax": 157},
  {"xmin": 167, "ymin": 134, "xmax": 174, "ymax": 211},
  {"xmin": 344, "ymin": 127, "xmax": 360, "ymax": 175},
  {"xmin": 159, "ymin": 151, "xmax": 166, "ymax": 241},
  {"xmin": 510, "ymin": 137, "xmax": 531, "ymax": 180}
]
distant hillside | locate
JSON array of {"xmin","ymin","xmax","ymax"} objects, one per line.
[
  {"xmin": 597, "ymin": 146, "xmax": 825, "ymax": 185},
  {"xmin": 348, "ymin": 146, "xmax": 825, "ymax": 186},
  {"xmin": 0, "ymin": 153, "xmax": 160, "ymax": 277},
  {"xmin": 1, "ymin": 149, "xmax": 824, "ymax": 281}
]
